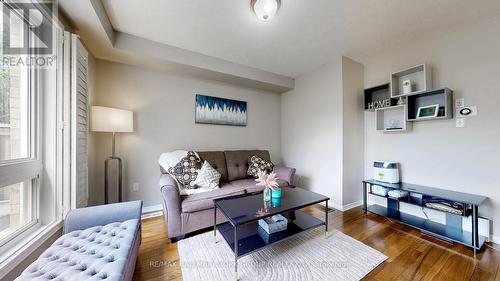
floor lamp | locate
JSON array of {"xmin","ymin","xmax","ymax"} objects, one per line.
[{"xmin": 91, "ymin": 106, "xmax": 134, "ymax": 204}]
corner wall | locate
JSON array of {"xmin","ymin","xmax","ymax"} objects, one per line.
[
  {"xmin": 363, "ymin": 16, "xmax": 500, "ymax": 240},
  {"xmin": 281, "ymin": 56, "xmax": 364, "ymax": 210},
  {"xmin": 342, "ymin": 57, "xmax": 365, "ymax": 207}
]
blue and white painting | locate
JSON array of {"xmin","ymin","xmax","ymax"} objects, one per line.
[{"xmin": 195, "ymin": 95, "xmax": 247, "ymax": 126}]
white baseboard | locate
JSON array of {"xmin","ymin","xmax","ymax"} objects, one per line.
[
  {"xmin": 490, "ymin": 234, "xmax": 500, "ymax": 245},
  {"xmin": 141, "ymin": 204, "xmax": 163, "ymax": 219},
  {"xmin": 321, "ymin": 200, "xmax": 363, "ymax": 212},
  {"xmin": 342, "ymin": 200, "xmax": 363, "ymax": 211}
]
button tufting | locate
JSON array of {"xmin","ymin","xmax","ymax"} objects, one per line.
[{"xmin": 17, "ymin": 219, "xmax": 140, "ymax": 280}]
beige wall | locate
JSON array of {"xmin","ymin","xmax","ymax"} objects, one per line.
[
  {"xmin": 91, "ymin": 60, "xmax": 282, "ymax": 208},
  {"xmin": 281, "ymin": 56, "xmax": 364, "ymax": 210},
  {"xmin": 281, "ymin": 57, "xmax": 343, "ymax": 207},
  {"xmin": 341, "ymin": 57, "xmax": 365, "ymax": 207},
  {"xmin": 363, "ymin": 16, "xmax": 500, "ymax": 240}
]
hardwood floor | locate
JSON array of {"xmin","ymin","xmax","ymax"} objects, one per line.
[{"xmin": 133, "ymin": 206, "xmax": 500, "ymax": 281}]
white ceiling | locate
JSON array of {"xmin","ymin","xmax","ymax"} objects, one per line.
[{"xmin": 101, "ymin": 0, "xmax": 500, "ymax": 77}]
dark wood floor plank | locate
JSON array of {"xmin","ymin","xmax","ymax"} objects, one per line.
[{"xmin": 133, "ymin": 206, "xmax": 500, "ymax": 281}]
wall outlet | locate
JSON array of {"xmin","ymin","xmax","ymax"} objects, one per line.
[
  {"xmin": 132, "ymin": 183, "xmax": 139, "ymax": 192},
  {"xmin": 456, "ymin": 118, "xmax": 465, "ymax": 128}
]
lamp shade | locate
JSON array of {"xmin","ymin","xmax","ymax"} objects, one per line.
[{"xmin": 91, "ymin": 106, "xmax": 134, "ymax": 133}]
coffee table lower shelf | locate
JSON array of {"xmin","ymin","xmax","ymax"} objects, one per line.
[{"xmin": 216, "ymin": 210, "xmax": 325, "ymax": 258}]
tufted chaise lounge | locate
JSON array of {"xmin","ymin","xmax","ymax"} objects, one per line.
[
  {"xmin": 160, "ymin": 150, "xmax": 296, "ymax": 241},
  {"xmin": 16, "ymin": 201, "xmax": 143, "ymax": 281}
]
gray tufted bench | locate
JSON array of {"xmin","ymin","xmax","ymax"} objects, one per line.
[{"xmin": 16, "ymin": 201, "xmax": 142, "ymax": 281}]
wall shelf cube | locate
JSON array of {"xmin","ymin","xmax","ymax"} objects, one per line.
[
  {"xmin": 407, "ymin": 88, "xmax": 453, "ymax": 121},
  {"xmin": 390, "ymin": 64, "xmax": 432, "ymax": 97},
  {"xmin": 375, "ymin": 105, "xmax": 411, "ymax": 132},
  {"xmin": 364, "ymin": 83, "xmax": 398, "ymax": 111}
]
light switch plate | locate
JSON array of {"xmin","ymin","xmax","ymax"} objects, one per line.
[
  {"xmin": 132, "ymin": 183, "xmax": 139, "ymax": 192},
  {"xmin": 456, "ymin": 118, "xmax": 465, "ymax": 128}
]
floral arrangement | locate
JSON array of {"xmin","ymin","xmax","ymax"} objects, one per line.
[{"xmin": 255, "ymin": 170, "xmax": 279, "ymax": 190}]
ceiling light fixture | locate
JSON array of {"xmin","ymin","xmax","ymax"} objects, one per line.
[{"xmin": 251, "ymin": 0, "xmax": 281, "ymax": 21}]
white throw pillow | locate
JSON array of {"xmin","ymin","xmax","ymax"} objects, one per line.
[
  {"xmin": 158, "ymin": 150, "xmax": 189, "ymax": 172},
  {"xmin": 192, "ymin": 161, "xmax": 221, "ymax": 191}
]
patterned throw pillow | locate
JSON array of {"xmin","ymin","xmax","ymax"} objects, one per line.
[
  {"xmin": 247, "ymin": 155, "xmax": 274, "ymax": 178},
  {"xmin": 193, "ymin": 161, "xmax": 221, "ymax": 190},
  {"xmin": 168, "ymin": 151, "xmax": 201, "ymax": 188}
]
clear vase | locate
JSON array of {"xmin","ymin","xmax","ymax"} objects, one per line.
[{"xmin": 263, "ymin": 186, "xmax": 272, "ymax": 202}]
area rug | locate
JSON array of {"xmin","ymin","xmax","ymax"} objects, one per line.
[{"xmin": 177, "ymin": 228, "xmax": 387, "ymax": 281}]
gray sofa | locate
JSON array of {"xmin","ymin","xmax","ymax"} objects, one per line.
[
  {"xmin": 160, "ymin": 150, "xmax": 296, "ymax": 241},
  {"xmin": 16, "ymin": 201, "xmax": 143, "ymax": 281}
]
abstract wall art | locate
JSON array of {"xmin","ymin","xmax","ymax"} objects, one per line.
[{"xmin": 195, "ymin": 94, "xmax": 247, "ymax": 126}]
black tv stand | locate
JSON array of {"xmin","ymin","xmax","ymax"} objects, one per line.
[{"xmin": 362, "ymin": 180, "xmax": 487, "ymax": 253}]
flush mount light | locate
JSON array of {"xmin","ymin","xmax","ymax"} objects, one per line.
[{"xmin": 251, "ymin": 0, "xmax": 281, "ymax": 21}]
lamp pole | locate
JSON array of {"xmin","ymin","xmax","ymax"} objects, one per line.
[{"xmin": 104, "ymin": 131, "xmax": 123, "ymax": 204}]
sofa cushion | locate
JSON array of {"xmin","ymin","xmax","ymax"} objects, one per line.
[
  {"xmin": 168, "ymin": 151, "xmax": 202, "ymax": 188},
  {"xmin": 17, "ymin": 219, "xmax": 140, "ymax": 281},
  {"xmin": 197, "ymin": 151, "xmax": 228, "ymax": 183},
  {"xmin": 225, "ymin": 150, "xmax": 271, "ymax": 182},
  {"xmin": 247, "ymin": 155, "xmax": 274, "ymax": 178},
  {"xmin": 192, "ymin": 160, "xmax": 221, "ymax": 190},
  {"xmin": 230, "ymin": 178, "xmax": 290, "ymax": 193},
  {"xmin": 229, "ymin": 178, "xmax": 264, "ymax": 193},
  {"xmin": 181, "ymin": 184, "xmax": 244, "ymax": 213}
]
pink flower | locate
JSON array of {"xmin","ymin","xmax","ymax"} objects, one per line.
[{"xmin": 255, "ymin": 170, "xmax": 279, "ymax": 190}]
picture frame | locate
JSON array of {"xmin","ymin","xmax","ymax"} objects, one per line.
[
  {"xmin": 195, "ymin": 94, "xmax": 247, "ymax": 126},
  {"xmin": 416, "ymin": 104, "xmax": 439, "ymax": 119}
]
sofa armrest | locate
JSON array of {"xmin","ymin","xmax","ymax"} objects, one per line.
[
  {"xmin": 159, "ymin": 174, "xmax": 183, "ymax": 238},
  {"xmin": 64, "ymin": 200, "xmax": 143, "ymax": 234},
  {"xmin": 274, "ymin": 166, "xmax": 296, "ymax": 186}
]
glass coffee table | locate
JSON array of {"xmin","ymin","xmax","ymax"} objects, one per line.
[{"xmin": 213, "ymin": 187, "xmax": 330, "ymax": 280}]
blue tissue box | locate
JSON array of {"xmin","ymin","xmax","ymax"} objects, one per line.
[
  {"xmin": 258, "ymin": 226, "xmax": 281, "ymax": 244},
  {"xmin": 258, "ymin": 214, "xmax": 288, "ymax": 234}
]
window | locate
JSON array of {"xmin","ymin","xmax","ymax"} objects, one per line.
[
  {"xmin": 0, "ymin": 180, "xmax": 37, "ymax": 246},
  {"xmin": 0, "ymin": 17, "xmax": 31, "ymax": 162},
  {"xmin": 0, "ymin": 3, "xmax": 40, "ymax": 248}
]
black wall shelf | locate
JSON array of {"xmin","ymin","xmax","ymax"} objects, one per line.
[
  {"xmin": 364, "ymin": 84, "xmax": 398, "ymax": 111},
  {"xmin": 407, "ymin": 88, "xmax": 453, "ymax": 121}
]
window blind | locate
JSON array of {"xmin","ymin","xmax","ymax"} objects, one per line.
[{"xmin": 70, "ymin": 35, "xmax": 89, "ymax": 209}]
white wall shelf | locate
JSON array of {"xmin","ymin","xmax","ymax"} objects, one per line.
[
  {"xmin": 375, "ymin": 105, "xmax": 411, "ymax": 132},
  {"xmin": 390, "ymin": 64, "xmax": 432, "ymax": 98}
]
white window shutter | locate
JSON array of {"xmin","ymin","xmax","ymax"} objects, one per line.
[{"xmin": 70, "ymin": 35, "xmax": 89, "ymax": 209}]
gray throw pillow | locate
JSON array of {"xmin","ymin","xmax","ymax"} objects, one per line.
[
  {"xmin": 247, "ymin": 155, "xmax": 274, "ymax": 178},
  {"xmin": 168, "ymin": 151, "xmax": 201, "ymax": 188}
]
